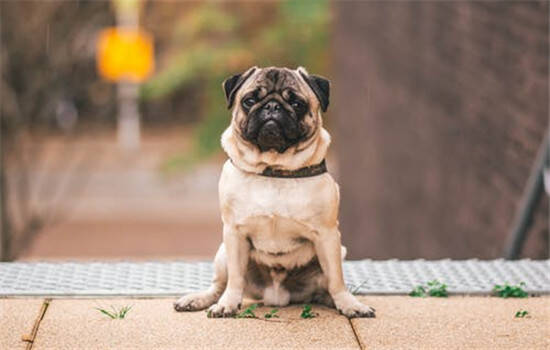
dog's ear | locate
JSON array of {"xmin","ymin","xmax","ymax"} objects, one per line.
[
  {"xmin": 223, "ymin": 67, "xmax": 257, "ymax": 109},
  {"xmin": 298, "ymin": 67, "xmax": 330, "ymax": 112}
]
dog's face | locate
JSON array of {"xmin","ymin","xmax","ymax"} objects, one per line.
[{"xmin": 223, "ymin": 67, "xmax": 330, "ymax": 153}]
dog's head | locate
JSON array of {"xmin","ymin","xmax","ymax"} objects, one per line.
[{"xmin": 223, "ymin": 66, "xmax": 330, "ymax": 153}]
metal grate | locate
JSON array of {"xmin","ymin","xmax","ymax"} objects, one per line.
[
  {"xmin": 343, "ymin": 259, "xmax": 550, "ymax": 294},
  {"xmin": 0, "ymin": 259, "xmax": 548, "ymax": 297}
]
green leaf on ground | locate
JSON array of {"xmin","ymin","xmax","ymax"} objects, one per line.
[
  {"xmin": 410, "ymin": 280, "xmax": 447, "ymax": 297},
  {"xmin": 409, "ymin": 285, "xmax": 427, "ymax": 297},
  {"xmin": 427, "ymin": 280, "xmax": 448, "ymax": 297},
  {"xmin": 494, "ymin": 282, "xmax": 528, "ymax": 298},
  {"xmin": 515, "ymin": 309, "xmax": 529, "ymax": 318},
  {"xmin": 264, "ymin": 308, "xmax": 279, "ymax": 319},
  {"xmin": 300, "ymin": 304, "xmax": 317, "ymax": 319},
  {"xmin": 235, "ymin": 303, "xmax": 258, "ymax": 319}
]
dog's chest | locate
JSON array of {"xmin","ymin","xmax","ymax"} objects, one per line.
[
  {"xmin": 219, "ymin": 161, "xmax": 339, "ymax": 252},
  {"xmin": 225, "ymin": 175, "xmax": 315, "ymax": 245},
  {"xmin": 245, "ymin": 214, "xmax": 308, "ymax": 252}
]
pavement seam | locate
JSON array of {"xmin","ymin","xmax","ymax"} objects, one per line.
[
  {"xmin": 22, "ymin": 298, "xmax": 51, "ymax": 350},
  {"xmin": 348, "ymin": 318, "xmax": 364, "ymax": 350}
]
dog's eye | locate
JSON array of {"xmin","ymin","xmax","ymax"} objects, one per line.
[
  {"xmin": 243, "ymin": 98, "xmax": 256, "ymax": 108},
  {"xmin": 291, "ymin": 101, "xmax": 303, "ymax": 110}
]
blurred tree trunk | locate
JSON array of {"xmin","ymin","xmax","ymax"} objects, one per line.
[
  {"xmin": 0, "ymin": 1, "xmax": 112, "ymax": 260},
  {"xmin": 0, "ymin": 139, "xmax": 11, "ymax": 261},
  {"xmin": 333, "ymin": 1, "xmax": 549, "ymax": 259}
]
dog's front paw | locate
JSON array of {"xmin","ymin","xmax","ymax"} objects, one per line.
[
  {"xmin": 174, "ymin": 291, "xmax": 217, "ymax": 312},
  {"xmin": 333, "ymin": 291, "xmax": 376, "ymax": 318},
  {"xmin": 206, "ymin": 291, "xmax": 242, "ymax": 318}
]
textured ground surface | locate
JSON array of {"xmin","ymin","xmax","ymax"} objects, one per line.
[
  {"xmin": 0, "ymin": 299, "xmax": 45, "ymax": 350},
  {"xmin": 353, "ymin": 296, "xmax": 550, "ymax": 350},
  {"xmin": 2, "ymin": 296, "xmax": 548, "ymax": 349}
]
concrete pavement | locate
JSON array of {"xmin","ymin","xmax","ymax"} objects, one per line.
[{"xmin": 1, "ymin": 296, "xmax": 548, "ymax": 349}]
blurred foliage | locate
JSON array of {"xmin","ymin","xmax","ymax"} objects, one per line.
[
  {"xmin": 0, "ymin": 1, "xmax": 115, "ymax": 260},
  {"xmin": 141, "ymin": 0, "xmax": 330, "ymax": 172}
]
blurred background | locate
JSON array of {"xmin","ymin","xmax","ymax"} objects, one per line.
[{"xmin": 0, "ymin": 0, "xmax": 548, "ymax": 262}]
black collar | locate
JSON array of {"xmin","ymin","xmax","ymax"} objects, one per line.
[{"xmin": 261, "ymin": 159, "xmax": 327, "ymax": 178}]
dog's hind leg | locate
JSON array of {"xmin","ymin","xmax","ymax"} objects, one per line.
[{"xmin": 174, "ymin": 243, "xmax": 227, "ymax": 312}]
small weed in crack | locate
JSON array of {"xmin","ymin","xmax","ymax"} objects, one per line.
[{"xmin": 95, "ymin": 305, "xmax": 133, "ymax": 319}]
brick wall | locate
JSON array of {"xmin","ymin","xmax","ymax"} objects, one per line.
[{"xmin": 332, "ymin": 1, "xmax": 549, "ymax": 259}]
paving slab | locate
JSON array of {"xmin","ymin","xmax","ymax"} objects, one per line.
[
  {"xmin": 33, "ymin": 298, "xmax": 358, "ymax": 349},
  {"xmin": 0, "ymin": 298, "xmax": 45, "ymax": 350},
  {"xmin": 353, "ymin": 296, "xmax": 550, "ymax": 349}
]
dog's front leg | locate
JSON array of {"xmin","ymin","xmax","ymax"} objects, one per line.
[
  {"xmin": 314, "ymin": 228, "xmax": 375, "ymax": 318},
  {"xmin": 207, "ymin": 225, "xmax": 249, "ymax": 318}
]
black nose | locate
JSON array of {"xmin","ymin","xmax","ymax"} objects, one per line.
[{"xmin": 263, "ymin": 100, "xmax": 281, "ymax": 112}]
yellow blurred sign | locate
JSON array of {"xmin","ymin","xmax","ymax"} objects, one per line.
[
  {"xmin": 112, "ymin": 0, "xmax": 141, "ymax": 14},
  {"xmin": 97, "ymin": 28, "xmax": 154, "ymax": 83}
]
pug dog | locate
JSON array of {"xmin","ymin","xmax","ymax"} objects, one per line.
[{"xmin": 174, "ymin": 66, "xmax": 375, "ymax": 318}]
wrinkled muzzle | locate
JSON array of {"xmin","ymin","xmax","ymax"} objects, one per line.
[{"xmin": 244, "ymin": 100, "xmax": 300, "ymax": 153}]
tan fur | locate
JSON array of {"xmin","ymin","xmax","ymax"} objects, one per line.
[{"xmin": 174, "ymin": 67, "xmax": 375, "ymax": 318}]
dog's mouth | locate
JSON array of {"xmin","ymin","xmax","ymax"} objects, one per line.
[
  {"xmin": 256, "ymin": 119, "xmax": 286, "ymax": 152},
  {"xmin": 244, "ymin": 114, "xmax": 301, "ymax": 153}
]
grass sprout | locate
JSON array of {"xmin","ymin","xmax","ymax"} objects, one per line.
[
  {"xmin": 300, "ymin": 304, "xmax": 318, "ymax": 319},
  {"xmin": 264, "ymin": 308, "xmax": 279, "ymax": 319},
  {"xmin": 348, "ymin": 280, "xmax": 369, "ymax": 295},
  {"xmin": 95, "ymin": 305, "xmax": 132, "ymax": 319},
  {"xmin": 235, "ymin": 303, "xmax": 259, "ymax": 319}
]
